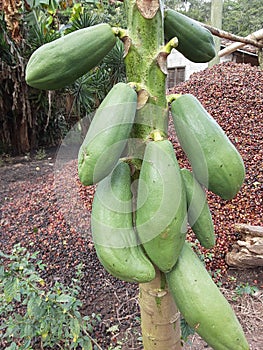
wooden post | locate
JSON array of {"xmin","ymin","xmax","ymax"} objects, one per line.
[{"xmin": 209, "ymin": 0, "xmax": 223, "ymax": 66}]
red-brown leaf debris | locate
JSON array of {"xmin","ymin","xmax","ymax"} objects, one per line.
[{"xmin": 169, "ymin": 62, "xmax": 262, "ymax": 275}]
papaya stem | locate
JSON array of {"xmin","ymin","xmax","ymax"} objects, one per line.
[
  {"xmin": 139, "ymin": 269, "xmax": 181, "ymax": 350},
  {"xmin": 166, "ymin": 93, "xmax": 182, "ymax": 105},
  {"xmin": 111, "ymin": 26, "xmax": 128, "ymax": 39},
  {"xmin": 162, "ymin": 37, "xmax": 179, "ymax": 54},
  {"xmin": 123, "ymin": 0, "xmax": 182, "ymax": 349}
]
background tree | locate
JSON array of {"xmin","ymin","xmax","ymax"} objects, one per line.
[
  {"xmin": 165, "ymin": 0, "xmax": 263, "ymax": 36},
  {"xmin": 165, "ymin": 0, "xmax": 212, "ymax": 24},
  {"xmin": 0, "ymin": 0, "xmax": 126, "ymax": 155},
  {"xmin": 222, "ymin": 0, "xmax": 263, "ymax": 36},
  {"xmin": 1, "ymin": 0, "xmax": 262, "ymax": 154}
]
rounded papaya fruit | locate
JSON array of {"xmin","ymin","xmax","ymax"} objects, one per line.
[
  {"xmin": 164, "ymin": 9, "xmax": 215, "ymax": 63},
  {"xmin": 91, "ymin": 161, "xmax": 155, "ymax": 283},
  {"xmin": 26, "ymin": 23, "xmax": 116, "ymax": 90},
  {"xmin": 181, "ymin": 168, "xmax": 215, "ymax": 249},
  {"xmin": 166, "ymin": 242, "xmax": 249, "ymax": 350},
  {"xmin": 136, "ymin": 139, "xmax": 187, "ymax": 272},
  {"xmin": 171, "ymin": 94, "xmax": 245, "ymax": 200},
  {"xmin": 78, "ymin": 82, "xmax": 137, "ymax": 185}
]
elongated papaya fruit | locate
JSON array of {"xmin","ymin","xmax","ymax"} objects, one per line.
[
  {"xmin": 91, "ymin": 161, "xmax": 155, "ymax": 283},
  {"xmin": 136, "ymin": 139, "xmax": 187, "ymax": 273},
  {"xmin": 166, "ymin": 242, "xmax": 249, "ymax": 350},
  {"xmin": 164, "ymin": 9, "xmax": 215, "ymax": 63},
  {"xmin": 78, "ymin": 82, "xmax": 137, "ymax": 185},
  {"xmin": 171, "ymin": 94, "xmax": 245, "ymax": 200},
  {"xmin": 26, "ymin": 23, "xmax": 116, "ymax": 90},
  {"xmin": 181, "ymin": 168, "xmax": 215, "ymax": 249}
]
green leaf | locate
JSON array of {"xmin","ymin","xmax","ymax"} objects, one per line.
[
  {"xmin": 0, "ymin": 264, "xmax": 5, "ymax": 279},
  {"xmin": 70, "ymin": 317, "xmax": 80, "ymax": 343},
  {"xmin": 73, "ymin": 310, "xmax": 81, "ymax": 319},
  {"xmin": 39, "ymin": 0, "xmax": 50, "ymax": 5},
  {"xmin": 4, "ymin": 321, "xmax": 20, "ymax": 339},
  {"xmin": 107, "ymin": 324, "xmax": 119, "ymax": 334},
  {"xmin": 80, "ymin": 338, "xmax": 92, "ymax": 350},
  {"xmin": 0, "ymin": 251, "xmax": 12, "ymax": 259},
  {"xmin": 21, "ymin": 323, "xmax": 35, "ymax": 339},
  {"xmin": 5, "ymin": 342, "xmax": 17, "ymax": 350},
  {"xmin": 27, "ymin": 295, "xmax": 42, "ymax": 317},
  {"xmin": 83, "ymin": 316, "xmax": 91, "ymax": 321},
  {"xmin": 4, "ymin": 277, "xmax": 19, "ymax": 302},
  {"xmin": 38, "ymin": 319, "xmax": 50, "ymax": 340},
  {"xmin": 56, "ymin": 294, "xmax": 75, "ymax": 303},
  {"xmin": 20, "ymin": 339, "xmax": 32, "ymax": 349}
]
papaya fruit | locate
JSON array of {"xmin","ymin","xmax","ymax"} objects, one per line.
[
  {"xmin": 78, "ymin": 82, "xmax": 137, "ymax": 185},
  {"xmin": 171, "ymin": 94, "xmax": 245, "ymax": 200},
  {"xmin": 164, "ymin": 9, "xmax": 215, "ymax": 63},
  {"xmin": 166, "ymin": 242, "xmax": 249, "ymax": 350},
  {"xmin": 181, "ymin": 168, "xmax": 215, "ymax": 249},
  {"xmin": 91, "ymin": 161, "xmax": 155, "ymax": 283},
  {"xmin": 26, "ymin": 23, "xmax": 116, "ymax": 90},
  {"xmin": 136, "ymin": 139, "xmax": 187, "ymax": 273}
]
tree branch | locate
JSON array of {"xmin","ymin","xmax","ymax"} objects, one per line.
[{"xmin": 202, "ymin": 24, "xmax": 263, "ymax": 49}]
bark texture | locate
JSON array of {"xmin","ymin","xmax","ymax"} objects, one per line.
[{"xmin": 139, "ymin": 269, "xmax": 181, "ymax": 350}]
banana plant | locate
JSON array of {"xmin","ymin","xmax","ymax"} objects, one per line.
[{"xmin": 25, "ymin": 0, "xmax": 249, "ymax": 349}]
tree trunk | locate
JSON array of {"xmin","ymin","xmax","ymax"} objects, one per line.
[
  {"xmin": 226, "ymin": 224, "xmax": 263, "ymax": 268},
  {"xmin": 0, "ymin": 62, "xmax": 32, "ymax": 154},
  {"xmin": 139, "ymin": 269, "xmax": 181, "ymax": 349},
  {"xmin": 123, "ymin": 0, "xmax": 182, "ymax": 348}
]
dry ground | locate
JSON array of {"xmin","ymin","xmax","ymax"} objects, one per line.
[{"xmin": 0, "ymin": 150, "xmax": 262, "ymax": 349}]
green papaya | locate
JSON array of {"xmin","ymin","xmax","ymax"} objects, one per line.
[
  {"xmin": 166, "ymin": 242, "xmax": 249, "ymax": 350},
  {"xmin": 78, "ymin": 82, "xmax": 137, "ymax": 186},
  {"xmin": 91, "ymin": 161, "xmax": 155, "ymax": 283},
  {"xmin": 136, "ymin": 139, "xmax": 187, "ymax": 273},
  {"xmin": 171, "ymin": 94, "xmax": 245, "ymax": 200},
  {"xmin": 164, "ymin": 9, "xmax": 216, "ymax": 63},
  {"xmin": 181, "ymin": 168, "xmax": 215, "ymax": 249},
  {"xmin": 26, "ymin": 23, "xmax": 116, "ymax": 90}
]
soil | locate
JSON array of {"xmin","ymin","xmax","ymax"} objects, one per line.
[{"xmin": 0, "ymin": 148, "xmax": 262, "ymax": 350}]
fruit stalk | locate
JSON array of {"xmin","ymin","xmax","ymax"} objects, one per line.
[{"xmin": 123, "ymin": 0, "xmax": 182, "ymax": 348}]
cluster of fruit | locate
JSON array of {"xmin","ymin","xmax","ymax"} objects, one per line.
[
  {"xmin": 78, "ymin": 81, "xmax": 247, "ymax": 349},
  {"xmin": 25, "ymin": 8, "xmax": 249, "ymax": 349}
]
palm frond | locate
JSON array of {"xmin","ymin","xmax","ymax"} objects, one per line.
[
  {"xmin": 102, "ymin": 39, "xmax": 126, "ymax": 85},
  {"xmin": 67, "ymin": 11, "xmax": 102, "ymax": 32},
  {"xmin": 26, "ymin": 24, "xmax": 60, "ymax": 53}
]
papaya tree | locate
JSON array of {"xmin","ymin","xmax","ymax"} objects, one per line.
[{"xmin": 25, "ymin": 0, "xmax": 249, "ymax": 349}]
